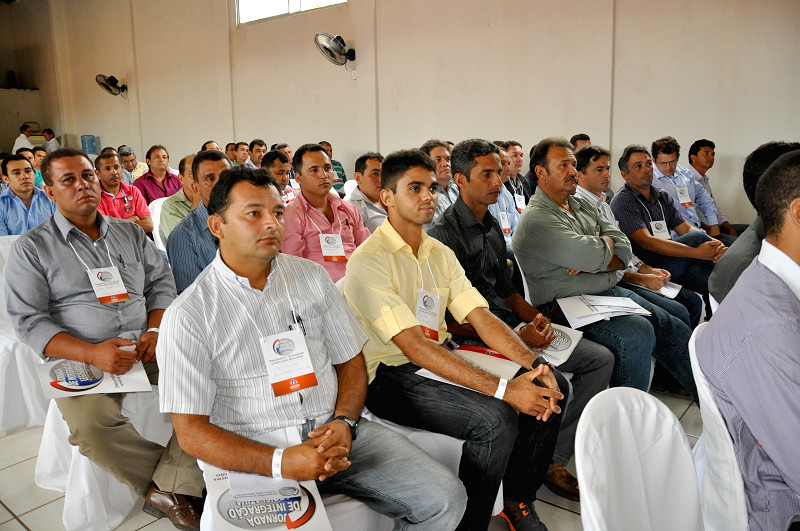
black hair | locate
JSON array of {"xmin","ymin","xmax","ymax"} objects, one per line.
[
  {"xmin": 292, "ymin": 143, "xmax": 327, "ymax": 175},
  {"xmin": 381, "ymin": 149, "xmax": 436, "ymax": 193},
  {"xmin": 756, "ymin": 150, "xmax": 800, "ymax": 237},
  {"xmin": 743, "ymin": 141, "xmax": 800, "ymax": 211},
  {"xmin": 354, "ymin": 152, "xmax": 384, "ymax": 174},
  {"xmin": 451, "ymin": 139, "xmax": 499, "ymax": 181}
]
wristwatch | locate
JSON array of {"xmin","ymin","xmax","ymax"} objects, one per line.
[{"xmin": 333, "ymin": 415, "xmax": 359, "ymax": 441}]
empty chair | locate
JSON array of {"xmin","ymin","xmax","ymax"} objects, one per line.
[
  {"xmin": 148, "ymin": 197, "xmax": 169, "ymax": 252},
  {"xmin": 576, "ymin": 387, "xmax": 704, "ymax": 531},
  {"xmin": 689, "ymin": 323, "xmax": 749, "ymax": 531},
  {"xmin": 342, "ymin": 179, "xmax": 358, "ymax": 200}
]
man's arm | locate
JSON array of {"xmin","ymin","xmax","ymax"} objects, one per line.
[
  {"xmin": 628, "ymin": 224, "xmax": 723, "ymax": 261},
  {"xmin": 171, "ymin": 414, "xmax": 351, "ymax": 482},
  {"xmin": 392, "ymin": 323, "xmax": 562, "ymax": 420},
  {"xmin": 308, "ymin": 353, "xmax": 368, "ymax": 454},
  {"xmin": 133, "ymin": 215, "xmax": 154, "ymax": 233}
]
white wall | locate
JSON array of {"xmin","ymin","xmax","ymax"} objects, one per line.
[{"xmin": 38, "ymin": 0, "xmax": 800, "ymax": 223}]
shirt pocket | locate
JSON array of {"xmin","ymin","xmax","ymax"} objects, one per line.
[{"xmin": 118, "ymin": 261, "xmax": 145, "ymax": 298}]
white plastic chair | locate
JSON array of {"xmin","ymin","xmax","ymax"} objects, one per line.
[
  {"xmin": 689, "ymin": 323, "xmax": 749, "ymax": 531},
  {"xmin": 35, "ymin": 389, "xmax": 173, "ymax": 531},
  {"xmin": 575, "ymin": 387, "xmax": 704, "ymax": 531},
  {"xmin": 342, "ymin": 180, "xmax": 358, "ymax": 201},
  {"xmin": 148, "ymin": 197, "xmax": 168, "ymax": 252},
  {"xmin": 0, "ymin": 234, "xmax": 49, "ymax": 431}
]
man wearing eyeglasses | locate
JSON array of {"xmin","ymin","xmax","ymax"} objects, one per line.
[
  {"xmin": 96, "ymin": 152, "xmax": 153, "ymax": 233},
  {"xmin": 651, "ymin": 136, "xmax": 735, "ymax": 246}
]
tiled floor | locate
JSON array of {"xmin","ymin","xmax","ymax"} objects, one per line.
[{"xmin": 0, "ymin": 390, "xmax": 699, "ymax": 531}]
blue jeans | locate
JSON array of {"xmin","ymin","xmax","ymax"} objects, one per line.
[
  {"xmin": 543, "ymin": 287, "xmax": 698, "ymax": 402},
  {"xmin": 622, "ymin": 283, "xmax": 703, "ymax": 329},
  {"xmin": 314, "ymin": 418, "xmax": 467, "ymax": 530},
  {"xmin": 640, "ymin": 231, "xmax": 715, "ymax": 296},
  {"xmin": 365, "ymin": 362, "xmax": 568, "ymax": 531}
]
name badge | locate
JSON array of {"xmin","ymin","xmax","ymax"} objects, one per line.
[
  {"xmin": 260, "ymin": 329, "xmax": 318, "ymax": 396},
  {"xmin": 676, "ymin": 185, "xmax": 693, "ymax": 206},
  {"xmin": 87, "ymin": 266, "xmax": 130, "ymax": 304},
  {"xmin": 283, "ymin": 187, "xmax": 296, "ymax": 204},
  {"xmin": 650, "ymin": 220, "xmax": 672, "ymax": 240},
  {"xmin": 416, "ymin": 289, "xmax": 441, "ymax": 341},
  {"xmin": 514, "ymin": 193, "xmax": 526, "ymax": 213},
  {"xmin": 319, "ymin": 233, "xmax": 347, "ymax": 262},
  {"xmin": 498, "ymin": 212, "xmax": 511, "ymax": 234}
]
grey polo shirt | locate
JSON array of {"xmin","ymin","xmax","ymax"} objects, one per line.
[
  {"xmin": 5, "ymin": 210, "xmax": 175, "ymax": 357},
  {"xmin": 512, "ymin": 186, "xmax": 632, "ymax": 306}
]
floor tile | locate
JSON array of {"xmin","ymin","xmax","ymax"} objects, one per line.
[
  {"xmin": 138, "ymin": 516, "xmax": 179, "ymax": 530},
  {"xmin": 0, "ymin": 504, "xmax": 12, "ymax": 525},
  {"xmin": 650, "ymin": 391, "xmax": 692, "ymax": 419},
  {"xmin": 0, "ymin": 426, "xmax": 44, "ymax": 470},
  {"xmin": 0, "ymin": 457, "xmax": 62, "ymax": 515},
  {"xmin": 537, "ymin": 483, "xmax": 581, "ymax": 513},
  {"xmin": 18, "ymin": 497, "xmax": 65, "ymax": 530},
  {"xmin": 537, "ymin": 500, "xmax": 583, "ymax": 531},
  {"xmin": 116, "ymin": 498, "xmax": 159, "ymax": 531},
  {"xmin": 0, "ymin": 519, "xmax": 25, "ymax": 530},
  {"xmin": 680, "ymin": 402, "xmax": 704, "ymax": 438}
]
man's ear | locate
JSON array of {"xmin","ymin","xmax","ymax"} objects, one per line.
[
  {"xmin": 207, "ymin": 213, "xmax": 224, "ymax": 241},
  {"xmin": 534, "ymin": 165, "xmax": 547, "ymax": 185},
  {"xmin": 44, "ymin": 184, "xmax": 56, "ymax": 202},
  {"xmin": 788, "ymin": 197, "xmax": 800, "ymax": 230},
  {"xmin": 380, "ymin": 188, "xmax": 394, "ymax": 208}
]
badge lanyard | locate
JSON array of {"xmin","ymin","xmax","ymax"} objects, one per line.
[
  {"xmin": 667, "ymin": 175, "xmax": 693, "ymax": 206},
  {"xmin": 634, "ymin": 195, "xmax": 671, "ymax": 240},
  {"xmin": 307, "ymin": 210, "xmax": 347, "ymax": 263},
  {"xmin": 68, "ymin": 236, "xmax": 131, "ymax": 304},
  {"xmin": 415, "ymin": 256, "xmax": 442, "ymax": 341},
  {"xmin": 224, "ymin": 262, "xmax": 317, "ymax": 396}
]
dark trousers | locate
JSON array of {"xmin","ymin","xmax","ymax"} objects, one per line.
[{"xmin": 366, "ymin": 362, "xmax": 567, "ymax": 531}]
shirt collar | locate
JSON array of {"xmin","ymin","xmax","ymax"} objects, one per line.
[
  {"xmin": 533, "ymin": 185, "xmax": 586, "ymax": 215},
  {"xmin": 575, "ymin": 185, "xmax": 605, "ymax": 206},
  {"xmin": 211, "ymin": 249, "xmax": 280, "ymax": 293},
  {"xmin": 759, "ymin": 240, "xmax": 800, "ymax": 301},
  {"xmin": 377, "ymin": 217, "xmax": 433, "ymax": 260},
  {"xmin": 53, "ymin": 209, "xmax": 109, "ymax": 241},
  {"xmin": 452, "ymin": 196, "xmax": 492, "ymax": 230}
]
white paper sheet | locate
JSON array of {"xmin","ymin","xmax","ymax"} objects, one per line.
[{"xmin": 36, "ymin": 359, "xmax": 151, "ymax": 399}]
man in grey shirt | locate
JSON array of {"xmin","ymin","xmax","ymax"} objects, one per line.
[
  {"xmin": 512, "ymin": 137, "xmax": 696, "ymax": 400},
  {"xmin": 4, "ymin": 148, "xmax": 204, "ymax": 530}
]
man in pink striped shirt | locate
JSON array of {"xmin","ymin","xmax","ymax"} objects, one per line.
[{"xmin": 283, "ymin": 143, "xmax": 370, "ymax": 281}]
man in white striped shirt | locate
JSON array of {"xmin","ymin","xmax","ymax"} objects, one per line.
[{"xmin": 157, "ymin": 166, "xmax": 466, "ymax": 528}]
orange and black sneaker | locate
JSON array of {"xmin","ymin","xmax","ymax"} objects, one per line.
[{"xmin": 499, "ymin": 500, "xmax": 548, "ymax": 531}]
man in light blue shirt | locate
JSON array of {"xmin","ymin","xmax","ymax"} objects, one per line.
[
  {"xmin": 421, "ymin": 139, "xmax": 459, "ymax": 230},
  {"xmin": 0, "ymin": 154, "xmax": 56, "ymax": 235},
  {"xmin": 488, "ymin": 145, "xmax": 520, "ymax": 255},
  {"xmin": 167, "ymin": 150, "xmax": 231, "ymax": 293},
  {"xmin": 651, "ymin": 136, "xmax": 736, "ymax": 246}
]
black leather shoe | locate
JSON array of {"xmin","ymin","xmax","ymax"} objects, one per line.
[{"xmin": 143, "ymin": 483, "xmax": 202, "ymax": 531}]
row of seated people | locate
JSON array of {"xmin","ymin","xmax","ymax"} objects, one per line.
[{"xmin": 3, "ymin": 135, "xmax": 796, "ymax": 531}]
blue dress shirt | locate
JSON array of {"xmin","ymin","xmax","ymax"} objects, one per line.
[
  {"xmin": 166, "ymin": 203, "xmax": 217, "ymax": 293},
  {"xmin": 0, "ymin": 187, "xmax": 56, "ymax": 236}
]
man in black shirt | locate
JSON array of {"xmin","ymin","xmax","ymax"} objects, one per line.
[{"xmin": 428, "ymin": 138, "xmax": 613, "ymax": 507}]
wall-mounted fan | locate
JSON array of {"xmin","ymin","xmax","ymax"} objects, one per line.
[
  {"xmin": 95, "ymin": 74, "xmax": 127, "ymax": 96},
  {"xmin": 314, "ymin": 32, "xmax": 355, "ymax": 66}
]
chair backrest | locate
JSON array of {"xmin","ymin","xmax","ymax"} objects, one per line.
[
  {"xmin": 148, "ymin": 197, "xmax": 168, "ymax": 252},
  {"xmin": 342, "ymin": 180, "xmax": 358, "ymax": 200},
  {"xmin": 513, "ymin": 256, "xmax": 532, "ymax": 304},
  {"xmin": 0, "ymin": 235, "xmax": 21, "ymax": 335},
  {"xmin": 689, "ymin": 323, "xmax": 749, "ymax": 531},
  {"xmin": 575, "ymin": 387, "xmax": 705, "ymax": 531}
]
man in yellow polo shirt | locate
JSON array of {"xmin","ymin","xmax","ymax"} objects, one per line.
[{"xmin": 343, "ymin": 149, "xmax": 567, "ymax": 531}]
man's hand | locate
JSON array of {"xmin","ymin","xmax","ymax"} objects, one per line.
[
  {"xmin": 136, "ymin": 331, "xmax": 159, "ymax": 363},
  {"xmin": 307, "ymin": 419, "xmax": 353, "ymax": 455},
  {"xmin": 634, "ymin": 273, "xmax": 666, "ymax": 291},
  {"xmin": 707, "ymin": 224, "xmax": 721, "ymax": 237},
  {"xmin": 503, "ymin": 365, "xmax": 563, "ymax": 421},
  {"xmin": 281, "ymin": 440, "xmax": 351, "ymax": 482},
  {"xmin": 88, "ymin": 338, "xmax": 138, "ymax": 374},
  {"xmin": 712, "ymin": 242, "xmax": 728, "ymax": 263},
  {"xmin": 605, "ymin": 255, "xmax": 625, "ymax": 271},
  {"xmin": 518, "ymin": 314, "xmax": 556, "ymax": 350},
  {"xmin": 566, "ymin": 268, "xmax": 581, "ymax": 276},
  {"xmin": 639, "ymin": 265, "xmax": 671, "ymax": 282},
  {"xmin": 693, "ymin": 240, "xmax": 725, "ymax": 261},
  {"xmin": 125, "ymin": 215, "xmax": 142, "ymax": 223}
]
